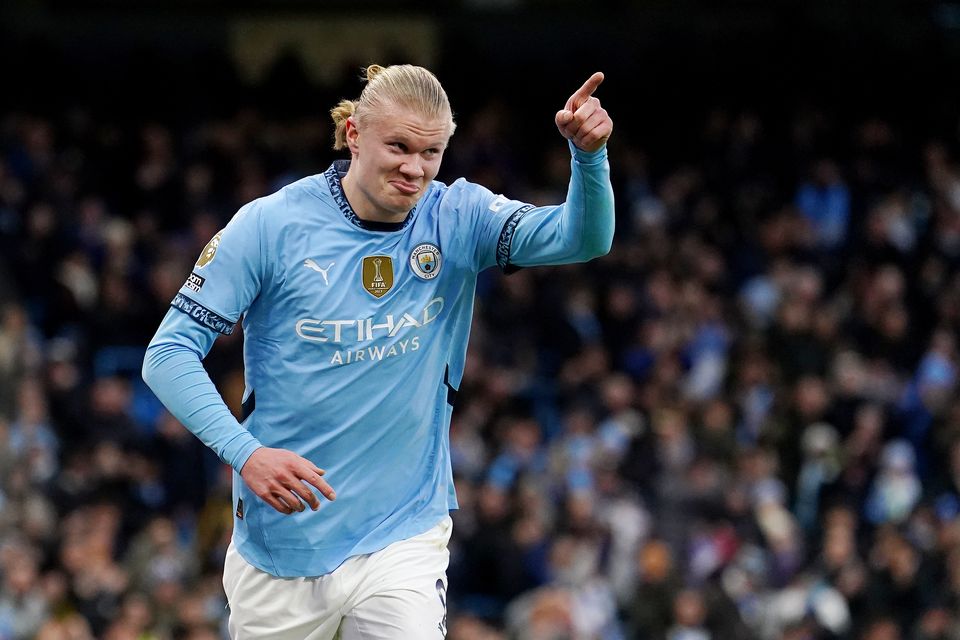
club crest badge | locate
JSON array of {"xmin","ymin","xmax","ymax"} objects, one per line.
[
  {"xmin": 409, "ymin": 243, "xmax": 442, "ymax": 280},
  {"xmin": 361, "ymin": 255, "xmax": 394, "ymax": 298}
]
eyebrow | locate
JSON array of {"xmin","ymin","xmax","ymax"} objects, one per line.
[{"xmin": 387, "ymin": 136, "xmax": 447, "ymax": 151}]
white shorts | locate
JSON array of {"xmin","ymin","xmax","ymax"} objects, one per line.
[{"xmin": 223, "ymin": 516, "xmax": 452, "ymax": 640}]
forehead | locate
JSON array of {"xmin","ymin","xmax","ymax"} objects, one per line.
[{"xmin": 364, "ymin": 104, "xmax": 451, "ymax": 143}]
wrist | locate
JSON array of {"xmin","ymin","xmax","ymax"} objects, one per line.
[{"xmin": 569, "ymin": 140, "xmax": 607, "ymax": 164}]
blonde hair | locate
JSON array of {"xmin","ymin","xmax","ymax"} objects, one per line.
[{"xmin": 331, "ymin": 64, "xmax": 456, "ymax": 150}]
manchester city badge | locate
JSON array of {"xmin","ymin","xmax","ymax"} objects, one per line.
[{"xmin": 409, "ymin": 243, "xmax": 442, "ymax": 280}]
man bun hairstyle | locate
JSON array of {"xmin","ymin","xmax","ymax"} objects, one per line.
[{"xmin": 331, "ymin": 64, "xmax": 456, "ymax": 151}]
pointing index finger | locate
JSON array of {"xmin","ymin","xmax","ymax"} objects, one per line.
[{"xmin": 568, "ymin": 72, "xmax": 605, "ymax": 110}]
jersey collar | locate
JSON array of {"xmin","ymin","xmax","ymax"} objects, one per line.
[{"xmin": 324, "ymin": 160, "xmax": 415, "ymax": 232}]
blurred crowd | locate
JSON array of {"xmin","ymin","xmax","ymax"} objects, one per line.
[{"xmin": 1, "ymin": 60, "xmax": 960, "ymax": 640}]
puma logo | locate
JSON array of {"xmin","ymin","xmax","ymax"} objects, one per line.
[{"xmin": 304, "ymin": 259, "xmax": 335, "ymax": 286}]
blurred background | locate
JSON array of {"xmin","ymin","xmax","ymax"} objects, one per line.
[{"xmin": 2, "ymin": 1, "xmax": 960, "ymax": 638}]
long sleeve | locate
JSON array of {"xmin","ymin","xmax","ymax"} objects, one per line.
[
  {"xmin": 142, "ymin": 308, "xmax": 262, "ymax": 473},
  {"xmin": 506, "ymin": 141, "xmax": 615, "ymax": 268}
]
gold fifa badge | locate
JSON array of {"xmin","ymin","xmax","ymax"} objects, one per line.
[{"xmin": 361, "ymin": 255, "xmax": 394, "ymax": 298}]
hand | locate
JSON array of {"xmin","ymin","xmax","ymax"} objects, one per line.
[
  {"xmin": 240, "ymin": 447, "xmax": 336, "ymax": 514},
  {"xmin": 555, "ymin": 72, "xmax": 613, "ymax": 153}
]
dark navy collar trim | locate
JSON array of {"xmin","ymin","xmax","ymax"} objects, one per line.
[{"xmin": 324, "ymin": 160, "xmax": 414, "ymax": 232}]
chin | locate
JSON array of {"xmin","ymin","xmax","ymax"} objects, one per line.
[{"xmin": 386, "ymin": 195, "xmax": 418, "ymax": 212}]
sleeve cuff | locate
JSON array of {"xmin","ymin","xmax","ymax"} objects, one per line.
[
  {"xmin": 222, "ymin": 435, "xmax": 264, "ymax": 473},
  {"xmin": 569, "ymin": 140, "xmax": 608, "ymax": 165}
]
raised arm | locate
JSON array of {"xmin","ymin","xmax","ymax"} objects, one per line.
[{"xmin": 497, "ymin": 73, "xmax": 615, "ymax": 269}]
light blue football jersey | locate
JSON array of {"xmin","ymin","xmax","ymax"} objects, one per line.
[{"xmin": 144, "ymin": 146, "xmax": 613, "ymax": 577}]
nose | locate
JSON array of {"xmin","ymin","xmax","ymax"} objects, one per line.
[{"xmin": 399, "ymin": 155, "xmax": 424, "ymax": 179}]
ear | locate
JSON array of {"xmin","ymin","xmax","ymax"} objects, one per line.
[{"xmin": 345, "ymin": 116, "xmax": 360, "ymax": 154}]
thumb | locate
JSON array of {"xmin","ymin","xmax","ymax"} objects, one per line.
[{"xmin": 556, "ymin": 110, "xmax": 573, "ymax": 125}]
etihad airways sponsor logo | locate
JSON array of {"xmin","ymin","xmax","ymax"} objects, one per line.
[
  {"xmin": 329, "ymin": 337, "xmax": 421, "ymax": 366},
  {"xmin": 295, "ymin": 297, "xmax": 444, "ymax": 344}
]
